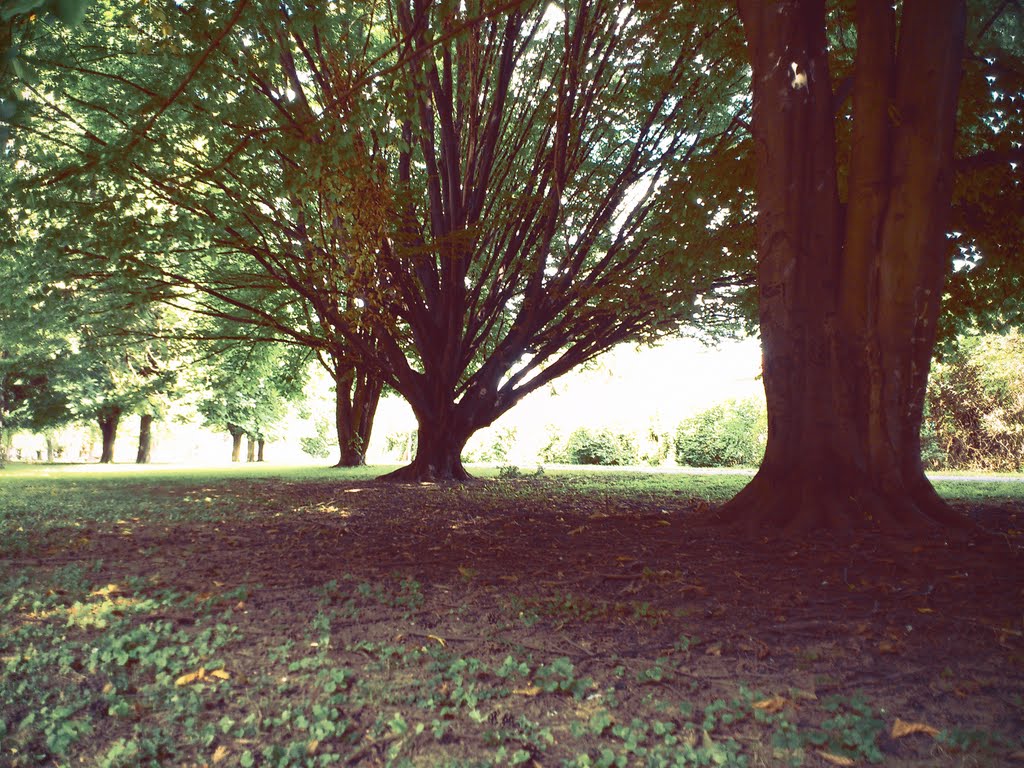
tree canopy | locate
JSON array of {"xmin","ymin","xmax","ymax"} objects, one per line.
[{"xmin": 1, "ymin": 0, "xmax": 1021, "ymax": 515}]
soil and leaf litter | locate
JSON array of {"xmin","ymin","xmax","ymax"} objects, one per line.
[{"xmin": 1, "ymin": 467, "xmax": 1022, "ymax": 767}]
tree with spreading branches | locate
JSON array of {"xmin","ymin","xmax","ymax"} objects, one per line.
[{"xmin": 7, "ymin": 0, "xmax": 753, "ymax": 480}]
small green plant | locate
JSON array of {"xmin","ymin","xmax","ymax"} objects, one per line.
[
  {"xmin": 498, "ymin": 464, "xmax": 522, "ymax": 479},
  {"xmin": 534, "ymin": 657, "xmax": 593, "ymax": 698},
  {"xmin": 807, "ymin": 694, "xmax": 886, "ymax": 763}
]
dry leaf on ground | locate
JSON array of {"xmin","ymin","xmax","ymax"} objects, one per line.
[
  {"xmin": 817, "ymin": 751, "xmax": 856, "ymax": 766},
  {"xmin": 891, "ymin": 718, "xmax": 940, "ymax": 738},
  {"xmin": 752, "ymin": 696, "xmax": 786, "ymax": 713}
]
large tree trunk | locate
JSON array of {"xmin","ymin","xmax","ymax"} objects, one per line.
[
  {"xmin": 246, "ymin": 434, "xmax": 257, "ymax": 463},
  {"xmin": 257, "ymin": 438, "xmax": 265, "ymax": 462},
  {"xmin": 378, "ymin": 405, "xmax": 473, "ymax": 482},
  {"xmin": 98, "ymin": 405, "xmax": 122, "ymax": 464},
  {"xmin": 136, "ymin": 414, "xmax": 153, "ymax": 464},
  {"xmin": 333, "ymin": 364, "xmax": 383, "ymax": 467},
  {"xmin": 722, "ymin": 0, "xmax": 970, "ymax": 535},
  {"xmin": 228, "ymin": 424, "xmax": 244, "ymax": 462}
]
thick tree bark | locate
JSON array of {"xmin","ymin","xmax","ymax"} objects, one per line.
[
  {"xmin": 378, "ymin": 405, "xmax": 473, "ymax": 482},
  {"xmin": 257, "ymin": 438, "xmax": 265, "ymax": 462},
  {"xmin": 722, "ymin": 0, "xmax": 970, "ymax": 535},
  {"xmin": 98, "ymin": 405, "xmax": 122, "ymax": 464},
  {"xmin": 136, "ymin": 414, "xmax": 153, "ymax": 464},
  {"xmin": 333, "ymin": 364, "xmax": 383, "ymax": 467},
  {"xmin": 246, "ymin": 434, "xmax": 256, "ymax": 462},
  {"xmin": 228, "ymin": 424, "xmax": 244, "ymax": 462}
]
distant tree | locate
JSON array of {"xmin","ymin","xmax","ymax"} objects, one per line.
[{"xmin": 196, "ymin": 338, "xmax": 309, "ymax": 463}]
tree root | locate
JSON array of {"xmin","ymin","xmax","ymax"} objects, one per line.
[{"xmin": 715, "ymin": 465, "xmax": 975, "ymax": 539}]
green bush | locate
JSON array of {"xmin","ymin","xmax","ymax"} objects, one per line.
[
  {"xmin": 924, "ymin": 332, "xmax": 1024, "ymax": 471},
  {"xmin": 674, "ymin": 397, "xmax": 766, "ymax": 468},
  {"xmin": 558, "ymin": 427, "xmax": 639, "ymax": 466}
]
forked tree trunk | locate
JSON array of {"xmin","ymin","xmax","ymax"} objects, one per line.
[
  {"xmin": 228, "ymin": 424, "xmax": 244, "ymax": 462},
  {"xmin": 722, "ymin": 0, "xmax": 970, "ymax": 535},
  {"xmin": 378, "ymin": 405, "xmax": 474, "ymax": 482},
  {"xmin": 334, "ymin": 364, "xmax": 383, "ymax": 467},
  {"xmin": 246, "ymin": 435, "xmax": 256, "ymax": 463},
  {"xmin": 257, "ymin": 438, "xmax": 265, "ymax": 462},
  {"xmin": 98, "ymin": 405, "xmax": 122, "ymax": 464},
  {"xmin": 136, "ymin": 414, "xmax": 153, "ymax": 464}
]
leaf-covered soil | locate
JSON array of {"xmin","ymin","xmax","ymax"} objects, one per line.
[{"xmin": 1, "ymin": 468, "xmax": 1022, "ymax": 767}]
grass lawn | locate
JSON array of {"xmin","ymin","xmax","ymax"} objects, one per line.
[{"xmin": 1, "ymin": 463, "xmax": 1022, "ymax": 767}]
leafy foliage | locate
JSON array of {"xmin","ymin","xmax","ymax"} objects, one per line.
[
  {"xmin": 543, "ymin": 427, "xmax": 639, "ymax": 467},
  {"xmin": 674, "ymin": 397, "xmax": 766, "ymax": 468},
  {"xmin": 196, "ymin": 338, "xmax": 310, "ymax": 446},
  {"xmin": 924, "ymin": 332, "xmax": 1024, "ymax": 471}
]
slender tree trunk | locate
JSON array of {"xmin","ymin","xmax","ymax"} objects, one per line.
[
  {"xmin": 246, "ymin": 435, "xmax": 256, "ymax": 463},
  {"xmin": 45, "ymin": 431, "xmax": 58, "ymax": 463},
  {"xmin": 333, "ymin": 364, "xmax": 383, "ymax": 467},
  {"xmin": 722, "ymin": 0, "xmax": 969, "ymax": 535},
  {"xmin": 228, "ymin": 424, "xmax": 244, "ymax": 462},
  {"xmin": 98, "ymin": 405, "xmax": 122, "ymax": 464},
  {"xmin": 257, "ymin": 438, "xmax": 265, "ymax": 462},
  {"xmin": 136, "ymin": 414, "xmax": 153, "ymax": 464}
]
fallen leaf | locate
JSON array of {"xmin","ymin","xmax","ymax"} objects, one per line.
[
  {"xmin": 209, "ymin": 669, "xmax": 231, "ymax": 680},
  {"xmin": 306, "ymin": 739, "xmax": 319, "ymax": 754},
  {"xmin": 175, "ymin": 668, "xmax": 206, "ymax": 686},
  {"xmin": 212, "ymin": 745, "xmax": 229, "ymax": 763},
  {"xmin": 513, "ymin": 686, "xmax": 541, "ymax": 696},
  {"xmin": 568, "ymin": 525, "xmax": 587, "ymax": 535},
  {"xmin": 426, "ymin": 634, "xmax": 447, "ymax": 647},
  {"xmin": 457, "ymin": 566, "xmax": 476, "ymax": 579},
  {"xmin": 891, "ymin": 718, "xmax": 940, "ymax": 738},
  {"xmin": 753, "ymin": 696, "xmax": 786, "ymax": 713},
  {"xmin": 817, "ymin": 751, "xmax": 856, "ymax": 766},
  {"xmin": 916, "ymin": 607, "xmax": 934, "ymax": 614}
]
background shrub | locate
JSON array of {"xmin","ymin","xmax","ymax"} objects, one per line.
[
  {"xmin": 674, "ymin": 397, "xmax": 766, "ymax": 468},
  {"xmin": 542, "ymin": 427, "xmax": 639, "ymax": 466},
  {"xmin": 924, "ymin": 332, "xmax": 1024, "ymax": 472},
  {"xmin": 565, "ymin": 427, "xmax": 638, "ymax": 465}
]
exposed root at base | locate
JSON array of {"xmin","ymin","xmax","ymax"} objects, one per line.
[
  {"xmin": 376, "ymin": 461, "xmax": 474, "ymax": 484},
  {"xmin": 713, "ymin": 468, "xmax": 977, "ymax": 540}
]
